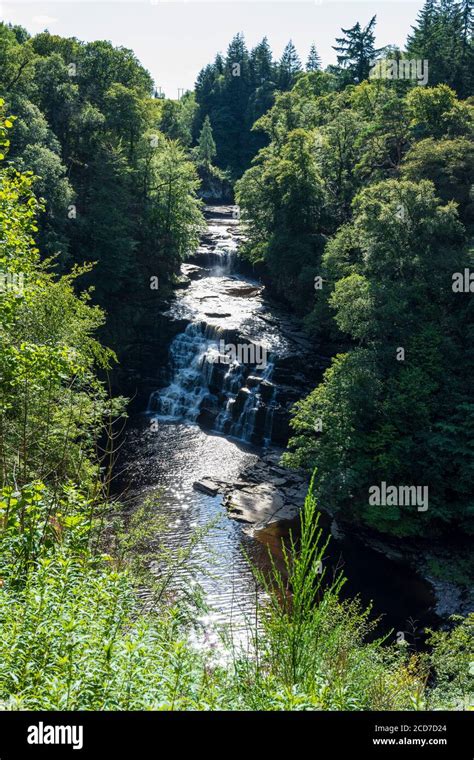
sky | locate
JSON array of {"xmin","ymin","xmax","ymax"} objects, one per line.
[{"xmin": 1, "ymin": 1, "xmax": 425, "ymax": 98}]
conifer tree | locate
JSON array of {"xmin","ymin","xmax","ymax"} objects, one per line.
[
  {"xmin": 306, "ymin": 43, "xmax": 322, "ymax": 71},
  {"xmin": 197, "ymin": 115, "xmax": 216, "ymax": 165},
  {"xmin": 333, "ymin": 16, "xmax": 379, "ymax": 82},
  {"xmin": 279, "ymin": 40, "xmax": 303, "ymax": 89},
  {"xmin": 250, "ymin": 37, "xmax": 274, "ymax": 85},
  {"xmin": 406, "ymin": 0, "xmax": 473, "ymax": 96}
]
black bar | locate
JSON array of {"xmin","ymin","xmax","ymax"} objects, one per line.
[{"xmin": 0, "ymin": 711, "xmax": 471, "ymax": 758}]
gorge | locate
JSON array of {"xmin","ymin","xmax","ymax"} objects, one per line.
[{"xmin": 120, "ymin": 205, "xmax": 441, "ymax": 645}]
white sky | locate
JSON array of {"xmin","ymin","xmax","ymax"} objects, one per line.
[{"xmin": 1, "ymin": 1, "xmax": 425, "ymax": 98}]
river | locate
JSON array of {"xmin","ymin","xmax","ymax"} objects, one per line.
[{"xmin": 120, "ymin": 205, "xmax": 438, "ymax": 650}]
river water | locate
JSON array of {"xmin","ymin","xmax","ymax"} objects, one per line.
[{"xmin": 122, "ymin": 205, "xmax": 437, "ymax": 650}]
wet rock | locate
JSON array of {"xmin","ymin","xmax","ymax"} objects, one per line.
[
  {"xmin": 269, "ymin": 408, "xmax": 290, "ymax": 445},
  {"xmin": 225, "ymin": 482, "xmax": 299, "ymax": 527},
  {"xmin": 174, "ymin": 275, "xmax": 191, "ymax": 289},
  {"xmin": 257, "ymin": 313, "xmax": 279, "ymax": 327},
  {"xmin": 259, "ymin": 380, "xmax": 276, "ymax": 402},
  {"xmin": 193, "ymin": 479, "xmax": 221, "ymax": 496},
  {"xmin": 204, "ymin": 205, "xmax": 237, "ymax": 217},
  {"xmin": 223, "ymin": 283, "xmax": 263, "ymax": 298},
  {"xmin": 232, "ymin": 387, "xmax": 251, "ymax": 418},
  {"xmin": 426, "ymin": 577, "xmax": 474, "ymax": 619},
  {"xmin": 182, "ymin": 264, "xmax": 204, "ymax": 280}
]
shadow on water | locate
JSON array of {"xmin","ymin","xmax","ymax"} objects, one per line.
[{"xmin": 254, "ymin": 509, "xmax": 439, "ymax": 648}]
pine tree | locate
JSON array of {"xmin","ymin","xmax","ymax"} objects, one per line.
[
  {"xmin": 406, "ymin": 0, "xmax": 437, "ymax": 50},
  {"xmin": 406, "ymin": 0, "xmax": 473, "ymax": 96},
  {"xmin": 333, "ymin": 16, "xmax": 380, "ymax": 82},
  {"xmin": 225, "ymin": 33, "xmax": 250, "ymax": 81},
  {"xmin": 214, "ymin": 53, "xmax": 225, "ymax": 75},
  {"xmin": 279, "ymin": 40, "xmax": 302, "ymax": 89},
  {"xmin": 458, "ymin": 0, "xmax": 473, "ymax": 93},
  {"xmin": 250, "ymin": 37, "xmax": 274, "ymax": 85},
  {"xmin": 306, "ymin": 43, "xmax": 322, "ymax": 72},
  {"xmin": 197, "ymin": 115, "xmax": 216, "ymax": 165}
]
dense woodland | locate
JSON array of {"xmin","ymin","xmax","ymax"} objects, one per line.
[{"xmin": 0, "ymin": 0, "xmax": 472, "ymax": 710}]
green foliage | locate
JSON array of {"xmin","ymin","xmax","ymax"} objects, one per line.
[
  {"xmin": 194, "ymin": 34, "xmax": 306, "ymax": 178},
  {"xmin": 424, "ymin": 614, "xmax": 474, "ymax": 709},
  {"xmin": 0, "ymin": 516, "xmax": 214, "ymax": 710},
  {"xmin": 0, "ymin": 121, "xmax": 125, "ymax": 491},
  {"xmin": 1, "ymin": 473, "xmax": 469, "ymax": 712},
  {"xmin": 235, "ymin": 128, "xmax": 326, "ymax": 312},
  {"xmin": 407, "ymin": 0, "xmax": 474, "ymax": 97},
  {"xmin": 158, "ymin": 93, "xmax": 197, "ymax": 146},
  {"xmin": 406, "ymin": 84, "xmax": 473, "ymax": 138},
  {"xmin": 333, "ymin": 16, "xmax": 381, "ymax": 85},
  {"xmin": 285, "ymin": 178, "xmax": 472, "ymax": 538},
  {"xmin": 306, "ymin": 44, "xmax": 322, "ymax": 73},
  {"xmin": 237, "ymin": 68, "xmax": 473, "ymax": 545},
  {"xmin": 401, "ymin": 137, "xmax": 474, "ymax": 227},
  {"xmin": 0, "ymin": 25, "xmax": 205, "ymax": 361},
  {"xmin": 225, "ymin": 481, "xmax": 468, "ymax": 711},
  {"xmin": 197, "ymin": 115, "xmax": 217, "ymax": 166}
]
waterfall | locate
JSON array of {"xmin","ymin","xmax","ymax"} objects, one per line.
[
  {"xmin": 148, "ymin": 321, "xmax": 277, "ymax": 445},
  {"xmin": 147, "ymin": 322, "xmax": 220, "ymax": 421},
  {"xmin": 148, "ymin": 207, "xmax": 282, "ymax": 446}
]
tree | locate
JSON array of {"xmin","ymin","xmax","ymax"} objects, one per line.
[
  {"xmin": 0, "ymin": 24, "xmax": 205, "ymax": 368},
  {"xmin": 158, "ymin": 93, "xmax": 197, "ymax": 146},
  {"xmin": 285, "ymin": 178, "xmax": 471, "ymax": 539},
  {"xmin": 406, "ymin": 0, "xmax": 474, "ymax": 97},
  {"xmin": 406, "ymin": 84, "xmax": 473, "ymax": 139},
  {"xmin": 401, "ymin": 137, "xmax": 474, "ymax": 227},
  {"xmin": 0, "ymin": 99, "xmax": 118, "ymax": 489},
  {"xmin": 197, "ymin": 114, "xmax": 216, "ymax": 165},
  {"xmin": 306, "ymin": 43, "xmax": 322, "ymax": 72},
  {"xmin": 235, "ymin": 128, "xmax": 326, "ymax": 313},
  {"xmin": 333, "ymin": 16, "xmax": 380, "ymax": 83},
  {"xmin": 279, "ymin": 40, "xmax": 302, "ymax": 89},
  {"xmin": 250, "ymin": 37, "xmax": 274, "ymax": 85}
]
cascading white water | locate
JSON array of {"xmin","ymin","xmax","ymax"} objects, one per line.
[
  {"xmin": 148, "ymin": 321, "xmax": 277, "ymax": 444},
  {"xmin": 148, "ymin": 322, "xmax": 220, "ymax": 420},
  {"xmin": 216, "ymin": 359, "xmax": 277, "ymax": 443},
  {"xmin": 147, "ymin": 208, "xmax": 280, "ymax": 445}
]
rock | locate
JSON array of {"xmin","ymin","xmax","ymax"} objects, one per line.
[
  {"xmin": 225, "ymin": 482, "xmax": 299, "ymax": 527},
  {"xmin": 426, "ymin": 577, "xmax": 463, "ymax": 618},
  {"xmin": 259, "ymin": 379, "xmax": 276, "ymax": 402},
  {"xmin": 232, "ymin": 387, "xmax": 251, "ymax": 418},
  {"xmin": 223, "ymin": 283, "xmax": 263, "ymax": 298},
  {"xmin": 181, "ymin": 264, "xmax": 204, "ymax": 280},
  {"xmin": 204, "ymin": 205, "xmax": 237, "ymax": 217},
  {"xmin": 330, "ymin": 518, "xmax": 345, "ymax": 540},
  {"xmin": 257, "ymin": 313, "xmax": 278, "ymax": 327},
  {"xmin": 193, "ymin": 479, "xmax": 221, "ymax": 496},
  {"xmin": 174, "ymin": 275, "xmax": 190, "ymax": 289},
  {"xmin": 267, "ymin": 475, "xmax": 289, "ymax": 487},
  {"xmin": 261, "ymin": 451, "xmax": 284, "ymax": 467}
]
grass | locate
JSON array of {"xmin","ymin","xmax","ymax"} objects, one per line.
[{"xmin": 0, "ymin": 477, "xmax": 472, "ymax": 711}]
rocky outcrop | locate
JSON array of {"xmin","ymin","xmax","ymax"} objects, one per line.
[
  {"xmin": 197, "ymin": 172, "xmax": 233, "ymax": 204},
  {"xmin": 192, "ymin": 450, "xmax": 308, "ymax": 534},
  {"xmin": 193, "ymin": 479, "xmax": 220, "ymax": 496}
]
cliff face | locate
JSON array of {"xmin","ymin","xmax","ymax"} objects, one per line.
[{"xmin": 197, "ymin": 166, "xmax": 234, "ymax": 204}]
